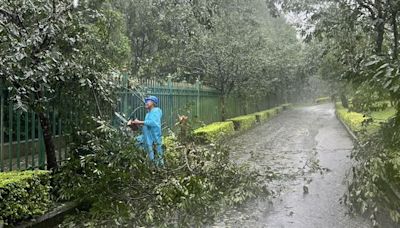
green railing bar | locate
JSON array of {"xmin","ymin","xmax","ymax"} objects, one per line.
[
  {"xmin": 24, "ymin": 112, "xmax": 29, "ymax": 169},
  {"xmin": 38, "ymin": 118, "xmax": 45, "ymax": 169},
  {"xmin": 8, "ymin": 104, "xmax": 12, "ymax": 171},
  {"xmin": 168, "ymin": 77, "xmax": 173, "ymax": 127},
  {"xmin": 16, "ymin": 110, "xmax": 20, "ymax": 170},
  {"xmin": 31, "ymin": 113, "xmax": 36, "ymax": 168}
]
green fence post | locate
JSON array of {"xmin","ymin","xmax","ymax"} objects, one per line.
[
  {"xmin": 31, "ymin": 113, "xmax": 35, "ymax": 168},
  {"xmin": 123, "ymin": 73, "xmax": 129, "ymax": 116},
  {"xmin": 8, "ymin": 104, "xmax": 12, "ymax": 171},
  {"xmin": 196, "ymin": 79, "xmax": 200, "ymax": 120},
  {"xmin": 24, "ymin": 112, "xmax": 28, "ymax": 169},
  {"xmin": 167, "ymin": 75, "xmax": 173, "ymax": 128},
  {"xmin": 38, "ymin": 119, "xmax": 45, "ymax": 169},
  {"xmin": 16, "ymin": 110, "xmax": 20, "ymax": 170}
]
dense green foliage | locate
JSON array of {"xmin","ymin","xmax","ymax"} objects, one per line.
[
  {"xmin": 110, "ymin": 0, "xmax": 315, "ymax": 119},
  {"xmin": 0, "ymin": 0, "xmax": 318, "ymax": 169},
  {"xmin": 336, "ymin": 102, "xmax": 400, "ymax": 224},
  {"xmin": 0, "ymin": 171, "xmax": 51, "ymax": 226},
  {"xmin": 1, "ymin": 0, "xmax": 325, "ymax": 226},
  {"xmin": 0, "ymin": 0, "xmax": 127, "ymax": 169},
  {"xmin": 267, "ymin": 1, "xmax": 400, "ymax": 224},
  {"xmin": 348, "ymin": 125, "xmax": 400, "ymax": 225},
  {"xmin": 54, "ymin": 121, "xmax": 267, "ymax": 226},
  {"xmin": 269, "ymin": 0, "xmax": 400, "ymax": 118}
]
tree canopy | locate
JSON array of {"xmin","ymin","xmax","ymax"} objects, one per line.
[
  {"xmin": 1, "ymin": 0, "xmax": 313, "ymax": 169},
  {"xmin": 268, "ymin": 0, "xmax": 400, "ymax": 116}
]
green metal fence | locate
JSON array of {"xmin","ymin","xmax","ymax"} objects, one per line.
[
  {"xmin": 1, "ymin": 76, "xmax": 281, "ymax": 171},
  {"xmin": 0, "ymin": 90, "xmax": 66, "ymax": 172},
  {"xmin": 116, "ymin": 78, "xmax": 223, "ymax": 129},
  {"xmin": 116, "ymin": 77, "xmax": 280, "ymax": 129}
]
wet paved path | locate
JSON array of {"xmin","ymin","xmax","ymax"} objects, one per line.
[{"xmin": 213, "ymin": 104, "xmax": 372, "ymax": 228}]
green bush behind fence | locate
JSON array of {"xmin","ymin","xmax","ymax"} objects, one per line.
[{"xmin": 0, "ymin": 77, "xmax": 280, "ymax": 171}]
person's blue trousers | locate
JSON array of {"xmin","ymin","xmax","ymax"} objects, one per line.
[{"xmin": 135, "ymin": 133, "xmax": 164, "ymax": 166}]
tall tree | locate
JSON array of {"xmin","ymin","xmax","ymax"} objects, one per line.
[{"xmin": 0, "ymin": 0, "xmax": 127, "ymax": 169}]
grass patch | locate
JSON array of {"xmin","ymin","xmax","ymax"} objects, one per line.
[
  {"xmin": 370, "ymin": 107, "xmax": 396, "ymax": 122},
  {"xmin": 336, "ymin": 102, "xmax": 396, "ymax": 134}
]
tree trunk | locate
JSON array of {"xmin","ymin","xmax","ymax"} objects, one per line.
[
  {"xmin": 220, "ymin": 95, "xmax": 226, "ymax": 121},
  {"xmin": 340, "ymin": 94, "xmax": 349, "ymax": 109},
  {"xmin": 376, "ymin": 23, "xmax": 384, "ymax": 54},
  {"xmin": 38, "ymin": 112, "xmax": 58, "ymax": 170},
  {"xmin": 392, "ymin": 11, "xmax": 398, "ymax": 59},
  {"xmin": 375, "ymin": 1, "xmax": 385, "ymax": 54}
]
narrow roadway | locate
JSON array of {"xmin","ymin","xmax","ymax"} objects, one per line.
[{"xmin": 213, "ymin": 103, "xmax": 372, "ymax": 228}]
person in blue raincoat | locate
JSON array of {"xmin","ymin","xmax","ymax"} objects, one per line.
[{"xmin": 128, "ymin": 96, "xmax": 164, "ymax": 166}]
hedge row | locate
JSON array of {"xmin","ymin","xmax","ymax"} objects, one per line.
[
  {"xmin": 228, "ymin": 115, "xmax": 257, "ymax": 131},
  {"xmin": 194, "ymin": 121, "xmax": 235, "ymax": 143},
  {"xmin": 335, "ymin": 102, "xmax": 396, "ymax": 135},
  {"xmin": 194, "ymin": 104, "xmax": 292, "ymax": 143},
  {"xmin": 281, "ymin": 103, "xmax": 292, "ymax": 110},
  {"xmin": 315, "ymin": 97, "xmax": 331, "ymax": 104},
  {"xmin": 335, "ymin": 103, "xmax": 367, "ymax": 133},
  {"xmin": 0, "ymin": 170, "xmax": 51, "ymax": 226}
]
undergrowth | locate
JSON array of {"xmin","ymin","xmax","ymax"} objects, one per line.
[
  {"xmin": 54, "ymin": 119, "xmax": 268, "ymax": 227},
  {"xmin": 345, "ymin": 118, "xmax": 400, "ymax": 226}
]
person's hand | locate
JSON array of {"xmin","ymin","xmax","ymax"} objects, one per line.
[
  {"xmin": 127, "ymin": 120, "xmax": 133, "ymax": 126},
  {"xmin": 132, "ymin": 119, "xmax": 143, "ymax": 125}
]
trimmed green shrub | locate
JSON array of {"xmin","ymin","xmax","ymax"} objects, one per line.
[
  {"xmin": 315, "ymin": 97, "xmax": 330, "ymax": 104},
  {"xmin": 228, "ymin": 115, "xmax": 257, "ymax": 131},
  {"xmin": 335, "ymin": 103, "xmax": 367, "ymax": 132},
  {"xmin": 266, "ymin": 109, "xmax": 278, "ymax": 118},
  {"xmin": 255, "ymin": 111, "xmax": 270, "ymax": 122},
  {"xmin": 336, "ymin": 102, "xmax": 396, "ymax": 134},
  {"xmin": 254, "ymin": 108, "xmax": 281, "ymax": 122},
  {"xmin": 195, "ymin": 104, "xmax": 291, "ymax": 142},
  {"xmin": 194, "ymin": 121, "xmax": 235, "ymax": 143},
  {"xmin": 280, "ymin": 103, "xmax": 292, "ymax": 110},
  {"xmin": 0, "ymin": 170, "xmax": 51, "ymax": 226},
  {"xmin": 275, "ymin": 106, "xmax": 283, "ymax": 113}
]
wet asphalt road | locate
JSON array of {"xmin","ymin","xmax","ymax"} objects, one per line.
[{"xmin": 213, "ymin": 103, "xmax": 372, "ymax": 228}]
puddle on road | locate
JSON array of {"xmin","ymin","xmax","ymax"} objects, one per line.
[{"xmin": 212, "ymin": 104, "xmax": 372, "ymax": 228}]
